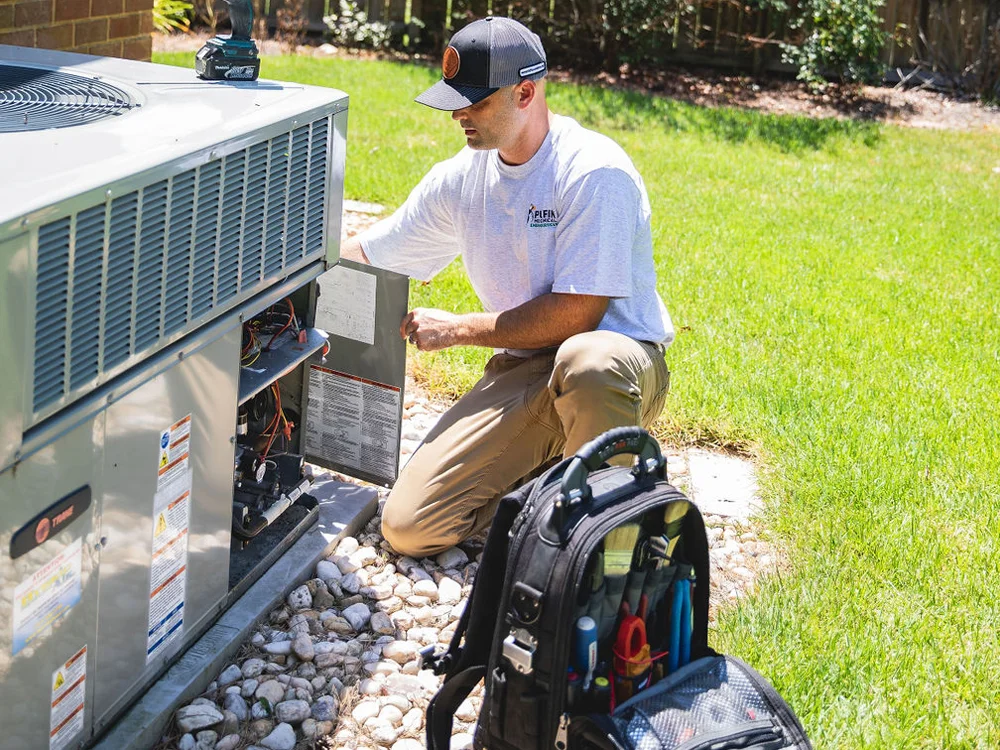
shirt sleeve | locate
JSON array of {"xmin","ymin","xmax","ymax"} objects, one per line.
[
  {"xmin": 359, "ymin": 160, "xmax": 461, "ymax": 282},
  {"xmin": 551, "ymin": 167, "xmax": 642, "ymax": 298}
]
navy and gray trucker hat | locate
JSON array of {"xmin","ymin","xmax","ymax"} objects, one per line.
[{"xmin": 415, "ymin": 17, "xmax": 547, "ymax": 111}]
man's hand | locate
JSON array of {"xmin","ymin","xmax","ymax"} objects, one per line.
[{"xmin": 401, "ymin": 308, "xmax": 462, "ymax": 351}]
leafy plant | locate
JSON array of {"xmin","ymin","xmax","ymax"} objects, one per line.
[
  {"xmin": 153, "ymin": 0, "xmax": 193, "ymax": 33},
  {"xmin": 277, "ymin": 0, "xmax": 308, "ymax": 47},
  {"xmin": 781, "ymin": 0, "xmax": 889, "ymax": 87},
  {"xmin": 324, "ymin": 0, "xmax": 392, "ymax": 50}
]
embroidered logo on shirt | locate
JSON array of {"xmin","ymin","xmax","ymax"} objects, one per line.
[{"xmin": 526, "ymin": 204, "xmax": 559, "ymax": 228}]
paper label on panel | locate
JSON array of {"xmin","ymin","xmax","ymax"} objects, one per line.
[
  {"xmin": 12, "ymin": 538, "xmax": 83, "ymax": 656},
  {"xmin": 147, "ymin": 416, "xmax": 193, "ymax": 664},
  {"xmin": 50, "ymin": 645, "xmax": 86, "ymax": 750},
  {"xmin": 305, "ymin": 365, "xmax": 401, "ymax": 480},
  {"xmin": 157, "ymin": 414, "xmax": 191, "ymax": 491},
  {"xmin": 317, "ymin": 265, "xmax": 377, "ymax": 345}
]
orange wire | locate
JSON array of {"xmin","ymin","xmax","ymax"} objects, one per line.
[{"xmin": 263, "ymin": 383, "xmax": 288, "ymax": 458}]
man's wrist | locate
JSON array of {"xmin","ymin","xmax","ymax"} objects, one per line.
[{"xmin": 452, "ymin": 313, "xmax": 495, "ymax": 348}]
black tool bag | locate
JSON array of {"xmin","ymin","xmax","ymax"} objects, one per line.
[
  {"xmin": 569, "ymin": 655, "xmax": 811, "ymax": 750},
  {"xmin": 421, "ymin": 427, "xmax": 811, "ymax": 750}
]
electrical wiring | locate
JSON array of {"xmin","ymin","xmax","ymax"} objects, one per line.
[
  {"xmin": 263, "ymin": 298, "xmax": 296, "ymax": 351},
  {"xmin": 262, "ymin": 383, "xmax": 290, "ymax": 458},
  {"xmin": 241, "ymin": 327, "xmax": 262, "ymax": 368},
  {"xmin": 241, "ymin": 298, "xmax": 299, "ymax": 365}
]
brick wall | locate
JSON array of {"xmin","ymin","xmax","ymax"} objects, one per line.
[{"xmin": 0, "ymin": 0, "xmax": 153, "ymax": 60}]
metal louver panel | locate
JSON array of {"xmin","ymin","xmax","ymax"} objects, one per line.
[
  {"xmin": 164, "ymin": 171, "xmax": 195, "ymax": 335},
  {"xmin": 135, "ymin": 181, "xmax": 167, "ymax": 351},
  {"xmin": 286, "ymin": 126, "xmax": 309, "ymax": 264},
  {"xmin": 241, "ymin": 141, "xmax": 268, "ymax": 291},
  {"xmin": 103, "ymin": 193, "xmax": 138, "ymax": 368},
  {"xmin": 30, "ymin": 114, "xmax": 333, "ymax": 421},
  {"xmin": 217, "ymin": 151, "xmax": 245, "ymax": 304},
  {"xmin": 191, "ymin": 161, "xmax": 221, "ymax": 318},
  {"xmin": 306, "ymin": 118, "xmax": 329, "ymax": 254},
  {"xmin": 69, "ymin": 204, "xmax": 105, "ymax": 390},
  {"xmin": 33, "ymin": 218, "xmax": 71, "ymax": 411},
  {"xmin": 264, "ymin": 135, "xmax": 290, "ymax": 277}
]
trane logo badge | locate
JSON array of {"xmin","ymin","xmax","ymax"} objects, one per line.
[
  {"xmin": 10, "ymin": 487, "xmax": 91, "ymax": 560},
  {"xmin": 526, "ymin": 204, "xmax": 559, "ymax": 228},
  {"xmin": 225, "ymin": 65, "xmax": 257, "ymax": 80}
]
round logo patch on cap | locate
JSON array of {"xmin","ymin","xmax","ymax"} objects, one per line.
[{"xmin": 442, "ymin": 46, "xmax": 460, "ymax": 79}]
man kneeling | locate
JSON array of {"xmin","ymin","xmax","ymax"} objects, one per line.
[{"xmin": 341, "ymin": 17, "xmax": 674, "ymax": 558}]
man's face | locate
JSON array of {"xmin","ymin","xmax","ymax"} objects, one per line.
[{"xmin": 451, "ymin": 85, "xmax": 520, "ymax": 151}]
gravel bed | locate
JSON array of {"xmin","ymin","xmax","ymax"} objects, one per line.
[{"xmin": 154, "ymin": 378, "xmax": 775, "ymax": 750}]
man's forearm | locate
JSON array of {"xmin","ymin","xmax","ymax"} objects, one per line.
[
  {"xmin": 450, "ymin": 293, "xmax": 608, "ymax": 350},
  {"xmin": 340, "ymin": 235, "xmax": 370, "ymax": 264}
]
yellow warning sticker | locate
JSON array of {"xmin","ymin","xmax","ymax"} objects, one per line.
[
  {"xmin": 157, "ymin": 414, "xmax": 191, "ymax": 491},
  {"xmin": 50, "ymin": 645, "xmax": 86, "ymax": 750}
]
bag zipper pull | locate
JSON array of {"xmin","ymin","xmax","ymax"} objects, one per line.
[{"xmin": 555, "ymin": 712, "xmax": 570, "ymax": 750}]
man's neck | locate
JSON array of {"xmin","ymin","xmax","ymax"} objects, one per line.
[{"xmin": 498, "ymin": 109, "xmax": 554, "ymax": 166}]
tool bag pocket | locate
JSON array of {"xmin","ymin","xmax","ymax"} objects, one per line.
[{"xmin": 569, "ymin": 655, "xmax": 812, "ymax": 750}]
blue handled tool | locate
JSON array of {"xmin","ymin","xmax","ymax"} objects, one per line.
[
  {"xmin": 574, "ymin": 616, "xmax": 598, "ymax": 690},
  {"xmin": 667, "ymin": 580, "xmax": 684, "ymax": 674},
  {"xmin": 678, "ymin": 577, "xmax": 692, "ymax": 668}
]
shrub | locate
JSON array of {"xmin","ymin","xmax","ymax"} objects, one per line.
[
  {"xmin": 782, "ymin": 0, "xmax": 889, "ymax": 87},
  {"xmin": 324, "ymin": 0, "xmax": 392, "ymax": 50},
  {"xmin": 153, "ymin": 0, "xmax": 193, "ymax": 33}
]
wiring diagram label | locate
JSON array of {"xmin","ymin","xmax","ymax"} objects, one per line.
[
  {"xmin": 49, "ymin": 645, "xmax": 86, "ymax": 750},
  {"xmin": 12, "ymin": 538, "xmax": 83, "ymax": 656},
  {"xmin": 317, "ymin": 264, "xmax": 377, "ymax": 345},
  {"xmin": 147, "ymin": 419, "xmax": 192, "ymax": 664},
  {"xmin": 305, "ymin": 365, "xmax": 401, "ymax": 482}
]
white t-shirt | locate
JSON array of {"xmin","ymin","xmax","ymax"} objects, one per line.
[{"xmin": 361, "ymin": 114, "xmax": 674, "ymax": 355}]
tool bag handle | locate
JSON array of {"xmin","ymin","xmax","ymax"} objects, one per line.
[{"xmin": 559, "ymin": 427, "xmax": 666, "ymax": 507}]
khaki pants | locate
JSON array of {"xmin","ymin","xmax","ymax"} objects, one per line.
[{"xmin": 381, "ymin": 330, "xmax": 670, "ymax": 558}]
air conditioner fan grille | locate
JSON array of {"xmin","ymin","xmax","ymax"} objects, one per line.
[{"xmin": 0, "ymin": 64, "xmax": 136, "ymax": 132}]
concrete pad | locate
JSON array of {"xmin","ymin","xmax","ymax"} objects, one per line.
[
  {"xmin": 687, "ymin": 449, "xmax": 761, "ymax": 521},
  {"xmin": 93, "ymin": 476, "xmax": 378, "ymax": 750}
]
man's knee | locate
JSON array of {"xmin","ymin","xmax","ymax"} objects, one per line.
[
  {"xmin": 552, "ymin": 332, "xmax": 632, "ymax": 398},
  {"xmin": 380, "ymin": 502, "xmax": 424, "ymax": 558},
  {"xmin": 381, "ymin": 493, "xmax": 458, "ymax": 559}
]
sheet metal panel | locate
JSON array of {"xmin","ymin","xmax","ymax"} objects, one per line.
[
  {"xmin": 92, "ymin": 327, "xmax": 240, "ymax": 731},
  {"xmin": 0, "ymin": 233, "xmax": 28, "ymax": 470},
  {"xmin": 0, "ymin": 417, "xmax": 104, "ymax": 750},
  {"xmin": 325, "ymin": 109, "xmax": 348, "ymax": 268},
  {"xmin": 305, "ymin": 261, "xmax": 408, "ymax": 486}
]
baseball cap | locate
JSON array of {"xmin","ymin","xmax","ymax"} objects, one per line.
[{"xmin": 415, "ymin": 17, "xmax": 547, "ymax": 111}]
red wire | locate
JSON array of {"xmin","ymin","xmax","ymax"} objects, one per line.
[{"xmin": 263, "ymin": 384, "xmax": 282, "ymax": 457}]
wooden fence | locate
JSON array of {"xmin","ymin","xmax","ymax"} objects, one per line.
[{"xmin": 260, "ymin": 0, "xmax": 995, "ymax": 78}]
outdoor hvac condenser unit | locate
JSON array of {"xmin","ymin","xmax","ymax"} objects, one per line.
[{"xmin": 0, "ymin": 45, "xmax": 408, "ymax": 749}]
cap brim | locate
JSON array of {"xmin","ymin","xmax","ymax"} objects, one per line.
[{"xmin": 415, "ymin": 79, "xmax": 497, "ymax": 111}]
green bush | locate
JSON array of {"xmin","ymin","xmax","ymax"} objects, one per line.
[
  {"xmin": 153, "ymin": 0, "xmax": 193, "ymax": 33},
  {"xmin": 782, "ymin": 0, "xmax": 889, "ymax": 87},
  {"xmin": 324, "ymin": 0, "xmax": 392, "ymax": 50}
]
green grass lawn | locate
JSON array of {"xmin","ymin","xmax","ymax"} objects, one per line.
[{"xmin": 157, "ymin": 52, "xmax": 1000, "ymax": 747}]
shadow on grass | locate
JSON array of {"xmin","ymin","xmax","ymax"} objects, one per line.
[{"xmin": 557, "ymin": 84, "xmax": 883, "ymax": 152}]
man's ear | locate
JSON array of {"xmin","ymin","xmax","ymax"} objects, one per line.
[{"xmin": 515, "ymin": 80, "xmax": 537, "ymax": 110}]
